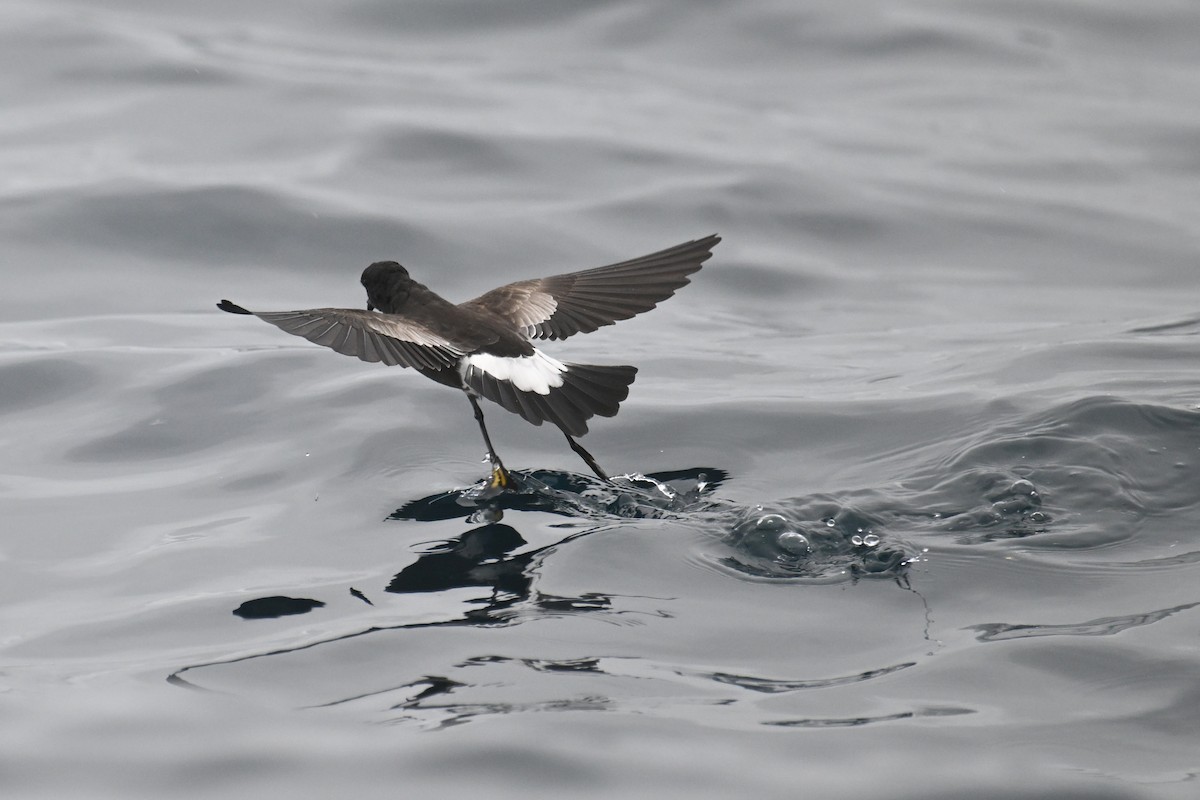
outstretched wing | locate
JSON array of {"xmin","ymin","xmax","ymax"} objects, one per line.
[
  {"xmin": 461, "ymin": 234, "xmax": 720, "ymax": 341},
  {"xmin": 217, "ymin": 300, "xmax": 463, "ymax": 371}
]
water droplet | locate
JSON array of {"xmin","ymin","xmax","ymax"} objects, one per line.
[
  {"xmin": 851, "ymin": 534, "xmax": 864, "ymax": 546},
  {"xmin": 824, "ymin": 518, "xmax": 836, "ymax": 527},
  {"xmin": 863, "ymin": 534, "xmax": 880, "ymax": 547}
]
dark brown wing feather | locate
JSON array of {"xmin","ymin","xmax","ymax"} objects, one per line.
[
  {"xmin": 217, "ymin": 300, "xmax": 464, "ymax": 370},
  {"xmin": 461, "ymin": 234, "xmax": 720, "ymax": 341}
]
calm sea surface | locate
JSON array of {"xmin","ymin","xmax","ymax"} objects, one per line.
[{"xmin": 2, "ymin": 1, "xmax": 1199, "ymax": 798}]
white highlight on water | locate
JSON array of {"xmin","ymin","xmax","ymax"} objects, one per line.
[{"xmin": 465, "ymin": 349, "xmax": 567, "ymax": 394}]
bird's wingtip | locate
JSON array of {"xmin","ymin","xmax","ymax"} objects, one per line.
[{"xmin": 217, "ymin": 299, "xmax": 251, "ymax": 314}]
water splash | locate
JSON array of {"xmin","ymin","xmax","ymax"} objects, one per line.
[
  {"xmin": 394, "ymin": 467, "xmax": 729, "ymax": 523},
  {"xmin": 393, "ymin": 468, "xmax": 915, "ymax": 583}
]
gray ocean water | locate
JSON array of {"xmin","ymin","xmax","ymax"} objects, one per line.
[{"xmin": 2, "ymin": 1, "xmax": 1199, "ymax": 798}]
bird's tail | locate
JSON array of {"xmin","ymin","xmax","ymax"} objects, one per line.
[{"xmin": 464, "ymin": 362, "xmax": 637, "ymax": 437}]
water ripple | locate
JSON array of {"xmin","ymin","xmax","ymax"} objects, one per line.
[{"xmin": 968, "ymin": 601, "xmax": 1200, "ymax": 642}]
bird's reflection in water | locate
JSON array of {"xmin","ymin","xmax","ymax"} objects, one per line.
[
  {"xmin": 386, "ymin": 523, "xmax": 529, "ymax": 597},
  {"xmin": 379, "ymin": 468, "xmax": 725, "ymax": 621},
  {"xmin": 225, "ymin": 468, "xmax": 721, "ymax": 625},
  {"xmin": 389, "ymin": 524, "xmax": 614, "ymax": 620},
  {"xmin": 383, "ymin": 522, "xmax": 599, "ymax": 624}
]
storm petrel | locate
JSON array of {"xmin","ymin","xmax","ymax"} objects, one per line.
[{"xmin": 218, "ymin": 234, "xmax": 720, "ymax": 485}]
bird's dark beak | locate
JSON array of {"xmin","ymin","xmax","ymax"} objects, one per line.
[{"xmin": 367, "ymin": 303, "xmax": 375, "ymax": 312}]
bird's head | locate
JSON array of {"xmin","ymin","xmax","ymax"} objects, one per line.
[{"xmin": 361, "ymin": 260, "xmax": 411, "ymax": 313}]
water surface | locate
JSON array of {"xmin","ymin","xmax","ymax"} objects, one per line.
[{"xmin": 2, "ymin": 1, "xmax": 1199, "ymax": 798}]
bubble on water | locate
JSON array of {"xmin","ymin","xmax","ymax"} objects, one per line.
[
  {"xmin": 863, "ymin": 533, "xmax": 880, "ymax": 547},
  {"xmin": 851, "ymin": 535, "xmax": 863, "ymax": 546},
  {"xmin": 824, "ymin": 518, "xmax": 836, "ymax": 527},
  {"xmin": 1009, "ymin": 479, "xmax": 1038, "ymax": 497},
  {"xmin": 754, "ymin": 513, "xmax": 789, "ymax": 532},
  {"xmin": 777, "ymin": 530, "xmax": 810, "ymax": 555}
]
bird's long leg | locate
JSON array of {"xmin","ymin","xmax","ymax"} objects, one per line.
[
  {"xmin": 464, "ymin": 390, "xmax": 512, "ymax": 488},
  {"xmin": 562, "ymin": 430, "xmax": 610, "ymax": 482}
]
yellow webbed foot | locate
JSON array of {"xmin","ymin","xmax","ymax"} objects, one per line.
[{"xmin": 488, "ymin": 464, "xmax": 511, "ymax": 490}]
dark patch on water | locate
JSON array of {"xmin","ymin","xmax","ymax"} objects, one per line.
[
  {"xmin": 233, "ymin": 596, "xmax": 326, "ymax": 619},
  {"xmin": 968, "ymin": 601, "xmax": 1200, "ymax": 642},
  {"xmin": 764, "ymin": 705, "xmax": 976, "ymax": 728},
  {"xmin": 1127, "ymin": 314, "xmax": 1200, "ymax": 335}
]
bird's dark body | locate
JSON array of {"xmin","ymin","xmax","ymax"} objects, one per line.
[
  {"xmin": 362, "ymin": 262, "xmax": 527, "ymax": 357},
  {"xmin": 218, "ymin": 235, "xmax": 720, "ymax": 480}
]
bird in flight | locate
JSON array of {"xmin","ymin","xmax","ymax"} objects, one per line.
[{"xmin": 218, "ymin": 234, "xmax": 720, "ymax": 487}]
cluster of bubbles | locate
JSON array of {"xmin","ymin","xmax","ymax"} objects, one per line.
[{"xmin": 723, "ymin": 507, "xmax": 907, "ymax": 580}]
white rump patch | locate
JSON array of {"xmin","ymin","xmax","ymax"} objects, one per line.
[{"xmin": 463, "ymin": 349, "xmax": 567, "ymax": 395}]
